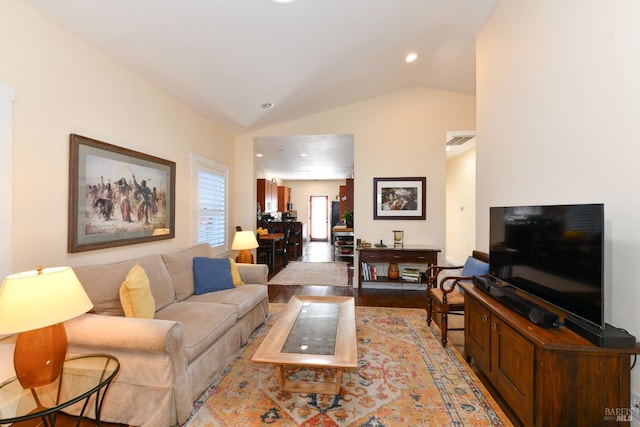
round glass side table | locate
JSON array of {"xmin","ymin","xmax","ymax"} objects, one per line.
[{"xmin": 0, "ymin": 353, "xmax": 119, "ymax": 426}]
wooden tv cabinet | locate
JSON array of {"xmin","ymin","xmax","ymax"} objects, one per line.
[{"xmin": 459, "ymin": 282, "xmax": 638, "ymax": 427}]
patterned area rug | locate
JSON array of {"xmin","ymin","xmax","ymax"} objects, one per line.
[
  {"xmin": 268, "ymin": 261, "xmax": 350, "ymax": 287},
  {"xmin": 183, "ymin": 305, "xmax": 512, "ymax": 426}
]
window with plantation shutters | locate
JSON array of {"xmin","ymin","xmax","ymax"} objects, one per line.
[{"xmin": 191, "ymin": 153, "xmax": 228, "ymax": 251}]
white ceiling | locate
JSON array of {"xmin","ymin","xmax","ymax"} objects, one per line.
[
  {"xmin": 255, "ymin": 134, "xmax": 354, "ymax": 180},
  {"xmin": 24, "ymin": 0, "xmax": 498, "ymax": 179}
]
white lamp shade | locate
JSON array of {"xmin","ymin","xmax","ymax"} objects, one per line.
[
  {"xmin": 231, "ymin": 230, "xmax": 259, "ymax": 251},
  {"xmin": 0, "ymin": 267, "xmax": 93, "ymax": 334}
]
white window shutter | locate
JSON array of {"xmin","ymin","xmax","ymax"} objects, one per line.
[{"xmin": 191, "ymin": 153, "xmax": 228, "ymax": 251}]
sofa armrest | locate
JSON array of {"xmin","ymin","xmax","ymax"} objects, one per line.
[
  {"xmin": 65, "ymin": 313, "xmax": 187, "ymax": 368},
  {"xmin": 237, "ymin": 263, "xmax": 268, "ymax": 285}
]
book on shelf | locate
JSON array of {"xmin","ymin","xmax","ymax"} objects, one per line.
[
  {"xmin": 361, "ymin": 262, "xmax": 379, "ymax": 281},
  {"xmin": 361, "ymin": 262, "xmax": 370, "ymax": 280},
  {"xmin": 363, "ymin": 263, "xmax": 423, "ymax": 282},
  {"xmin": 402, "ymin": 268, "xmax": 422, "ymax": 282}
]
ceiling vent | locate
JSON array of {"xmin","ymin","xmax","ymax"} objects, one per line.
[
  {"xmin": 446, "ymin": 131, "xmax": 476, "ymax": 158},
  {"xmin": 446, "ymin": 131, "xmax": 476, "ymax": 147}
]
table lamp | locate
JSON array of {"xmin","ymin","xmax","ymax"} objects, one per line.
[
  {"xmin": 232, "ymin": 230, "xmax": 259, "ymax": 263},
  {"xmin": 0, "ymin": 266, "xmax": 93, "ymax": 390}
]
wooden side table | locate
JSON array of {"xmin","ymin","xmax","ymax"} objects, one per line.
[
  {"xmin": 356, "ymin": 246, "xmax": 440, "ymax": 288},
  {"xmin": 0, "ymin": 354, "xmax": 119, "ymax": 426}
]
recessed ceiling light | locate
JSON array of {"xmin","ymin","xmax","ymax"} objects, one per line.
[
  {"xmin": 300, "ymin": 153, "xmax": 308, "ymax": 157},
  {"xmin": 405, "ymin": 52, "xmax": 418, "ymax": 63},
  {"xmin": 268, "ymin": 0, "xmax": 298, "ymax": 4},
  {"xmin": 261, "ymin": 102, "xmax": 274, "ymax": 109},
  {"xmin": 256, "ymin": 153, "xmax": 264, "ymax": 157}
]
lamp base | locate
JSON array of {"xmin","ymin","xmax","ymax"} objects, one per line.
[
  {"xmin": 14, "ymin": 323, "xmax": 67, "ymax": 389},
  {"xmin": 236, "ymin": 249, "xmax": 254, "ymax": 264}
]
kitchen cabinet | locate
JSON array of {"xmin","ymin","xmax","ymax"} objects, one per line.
[
  {"xmin": 339, "ymin": 178, "xmax": 354, "ymax": 218},
  {"xmin": 257, "ymin": 179, "xmax": 278, "ymax": 213},
  {"xmin": 277, "ymin": 186, "xmax": 291, "ymax": 212}
]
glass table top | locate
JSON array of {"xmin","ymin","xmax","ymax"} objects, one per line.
[
  {"xmin": 0, "ymin": 354, "xmax": 119, "ymax": 423},
  {"xmin": 281, "ymin": 302, "xmax": 339, "ymax": 355}
]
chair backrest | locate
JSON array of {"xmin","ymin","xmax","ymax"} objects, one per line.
[{"xmin": 471, "ymin": 250, "xmax": 489, "ymax": 264}]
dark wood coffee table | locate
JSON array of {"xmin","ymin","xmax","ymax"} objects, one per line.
[{"xmin": 252, "ymin": 295, "xmax": 357, "ymax": 394}]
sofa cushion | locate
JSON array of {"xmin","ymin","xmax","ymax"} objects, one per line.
[
  {"xmin": 193, "ymin": 257, "xmax": 234, "ymax": 294},
  {"xmin": 120, "ymin": 264, "xmax": 155, "ymax": 318},
  {"xmin": 154, "ymin": 301, "xmax": 237, "ymax": 363},
  {"xmin": 229, "ymin": 259, "xmax": 244, "ymax": 286},
  {"xmin": 186, "ymin": 285, "xmax": 268, "ymax": 318},
  {"xmin": 73, "ymin": 255, "xmax": 175, "ymax": 316},
  {"xmin": 162, "ymin": 243, "xmax": 215, "ymax": 301},
  {"xmin": 229, "ymin": 258, "xmax": 244, "ymax": 286}
]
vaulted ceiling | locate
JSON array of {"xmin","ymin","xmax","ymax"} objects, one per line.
[
  {"xmin": 24, "ymin": 0, "xmax": 498, "ymax": 178},
  {"xmin": 24, "ymin": 0, "xmax": 499, "ymax": 131}
]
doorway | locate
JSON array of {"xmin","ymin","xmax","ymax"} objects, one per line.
[
  {"xmin": 445, "ymin": 141, "xmax": 477, "ymax": 265},
  {"xmin": 309, "ymin": 195, "xmax": 329, "ymax": 241}
]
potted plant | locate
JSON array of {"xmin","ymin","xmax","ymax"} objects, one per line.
[{"xmin": 343, "ymin": 210, "xmax": 354, "ymax": 228}]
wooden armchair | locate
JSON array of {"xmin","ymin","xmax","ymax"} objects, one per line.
[{"xmin": 426, "ymin": 250, "xmax": 489, "ymax": 347}]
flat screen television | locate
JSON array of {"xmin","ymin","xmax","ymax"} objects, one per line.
[{"xmin": 489, "ymin": 203, "xmax": 604, "ymax": 330}]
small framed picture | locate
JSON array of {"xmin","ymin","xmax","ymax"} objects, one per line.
[
  {"xmin": 373, "ymin": 177, "xmax": 426, "ymax": 220},
  {"xmin": 68, "ymin": 134, "xmax": 176, "ymax": 252}
]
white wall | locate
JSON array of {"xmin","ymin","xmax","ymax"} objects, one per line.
[
  {"xmin": 0, "ymin": 82, "xmax": 16, "ymax": 382},
  {"xmin": 477, "ymin": 0, "xmax": 640, "ymax": 393},
  {"xmin": 0, "ymin": 1, "xmax": 236, "ymax": 271},
  {"xmin": 236, "ymin": 86, "xmax": 476, "ymax": 263},
  {"xmin": 446, "ymin": 148, "xmax": 476, "ymax": 265},
  {"xmin": 0, "ymin": 84, "xmax": 15, "ymax": 280}
]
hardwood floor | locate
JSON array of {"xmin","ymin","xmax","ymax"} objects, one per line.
[{"xmin": 24, "ymin": 240, "xmax": 518, "ymax": 426}]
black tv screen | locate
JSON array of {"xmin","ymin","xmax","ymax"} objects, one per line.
[{"xmin": 489, "ymin": 204, "xmax": 604, "ymax": 329}]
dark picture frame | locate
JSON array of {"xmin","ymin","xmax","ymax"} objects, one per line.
[
  {"xmin": 373, "ymin": 177, "xmax": 426, "ymax": 220},
  {"xmin": 68, "ymin": 134, "xmax": 176, "ymax": 252}
]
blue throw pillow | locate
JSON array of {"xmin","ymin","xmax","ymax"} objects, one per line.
[
  {"xmin": 193, "ymin": 257, "xmax": 234, "ymax": 294},
  {"xmin": 461, "ymin": 256, "xmax": 489, "ymax": 280}
]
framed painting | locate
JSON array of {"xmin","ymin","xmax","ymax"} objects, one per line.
[
  {"xmin": 68, "ymin": 134, "xmax": 176, "ymax": 252},
  {"xmin": 373, "ymin": 177, "xmax": 426, "ymax": 220}
]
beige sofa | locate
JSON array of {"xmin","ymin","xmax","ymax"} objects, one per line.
[{"xmin": 64, "ymin": 243, "xmax": 269, "ymax": 426}]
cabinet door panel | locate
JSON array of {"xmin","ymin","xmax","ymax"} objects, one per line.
[
  {"xmin": 277, "ymin": 186, "xmax": 290, "ymax": 212},
  {"xmin": 465, "ymin": 297, "xmax": 491, "ymax": 372},
  {"xmin": 492, "ymin": 318, "xmax": 534, "ymax": 427}
]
